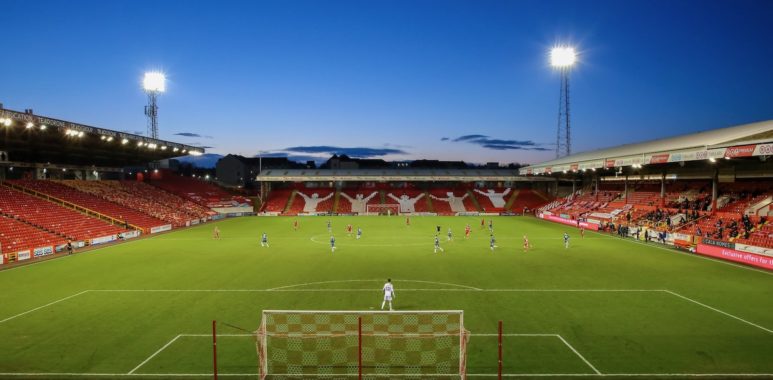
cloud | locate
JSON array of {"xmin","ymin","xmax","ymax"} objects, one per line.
[
  {"xmin": 453, "ymin": 134, "xmax": 488, "ymax": 142},
  {"xmin": 282, "ymin": 146, "xmax": 407, "ymax": 158},
  {"xmin": 174, "ymin": 132, "xmax": 213, "ymax": 139},
  {"xmin": 446, "ymin": 134, "xmax": 548, "ymax": 151},
  {"xmin": 440, "ymin": 137, "xmax": 450, "ymax": 141}
]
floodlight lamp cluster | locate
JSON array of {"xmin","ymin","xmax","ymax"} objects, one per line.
[
  {"xmin": 64, "ymin": 129, "xmax": 85, "ymax": 138},
  {"xmin": 550, "ymin": 46, "xmax": 577, "ymax": 68},
  {"xmin": 143, "ymin": 72, "xmax": 166, "ymax": 93}
]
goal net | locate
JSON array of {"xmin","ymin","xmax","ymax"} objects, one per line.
[
  {"xmin": 256, "ymin": 310, "xmax": 470, "ymax": 379},
  {"xmin": 365, "ymin": 203, "xmax": 400, "ymax": 216}
]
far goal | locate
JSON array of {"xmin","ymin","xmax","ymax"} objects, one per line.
[
  {"xmin": 256, "ymin": 310, "xmax": 470, "ymax": 379},
  {"xmin": 365, "ymin": 203, "xmax": 400, "ymax": 216}
]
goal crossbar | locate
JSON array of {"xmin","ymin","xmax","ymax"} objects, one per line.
[
  {"xmin": 257, "ymin": 310, "xmax": 469, "ymax": 379},
  {"xmin": 365, "ymin": 203, "xmax": 400, "ymax": 215}
]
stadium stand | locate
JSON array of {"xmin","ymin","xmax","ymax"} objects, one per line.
[
  {"xmin": 261, "ymin": 189, "xmax": 293, "ymax": 214},
  {"xmin": 507, "ymin": 189, "xmax": 551, "ymax": 213},
  {"xmin": 9, "ymin": 180, "xmax": 167, "ymax": 231},
  {"xmin": 57, "ymin": 180, "xmax": 210, "ymax": 227},
  {"xmin": 338, "ymin": 188, "xmax": 381, "ymax": 214},
  {"xmin": 0, "ymin": 186, "xmax": 126, "ymax": 241},
  {"xmin": 0, "ymin": 215, "xmax": 66, "ymax": 254},
  {"xmin": 472, "ymin": 188, "xmax": 511, "ymax": 212},
  {"xmin": 149, "ymin": 172, "xmax": 251, "ymax": 208}
]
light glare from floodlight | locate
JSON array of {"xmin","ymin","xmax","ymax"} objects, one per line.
[
  {"xmin": 550, "ymin": 46, "xmax": 577, "ymax": 68},
  {"xmin": 143, "ymin": 72, "xmax": 166, "ymax": 93}
]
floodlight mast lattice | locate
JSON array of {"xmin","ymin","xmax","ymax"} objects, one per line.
[
  {"xmin": 143, "ymin": 72, "xmax": 166, "ymax": 140},
  {"xmin": 550, "ymin": 46, "xmax": 576, "ymax": 159}
]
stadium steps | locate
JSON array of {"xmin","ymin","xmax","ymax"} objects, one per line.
[
  {"xmin": 283, "ymin": 191, "xmax": 297, "ymax": 214},
  {"xmin": 425, "ymin": 191, "xmax": 435, "ymax": 213},
  {"xmin": 533, "ymin": 189, "xmax": 551, "ymax": 202},
  {"xmin": 379, "ymin": 190, "xmax": 386, "ymax": 204},
  {"xmin": 503, "ymin": 189, "xmax": 520, "ymax": 211},
  {"xmin": 332, "ymin": 191, "xmax": 341, "ymax": 213},
  {"xmin": 466, "ymin": 190, "xmax": 482, "ymax": 212}
]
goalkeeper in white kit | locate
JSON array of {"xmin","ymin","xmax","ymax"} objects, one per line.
[{"xmin": 381, "ymin": 279, "xmax": 395, "ymax": 311}]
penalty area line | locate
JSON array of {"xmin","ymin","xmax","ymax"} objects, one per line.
[
  {"xmin": 664, "ymin": 290, "xmax": 773, "ymax": 334},
  {"xmin": 556, "ymin": 334, "xmax": 602, "ymax": 375},
  {"xmin": 127, "ymin": 335, "xmax": 182, "ymax": 375},
  {"xmin": 0, "ymin": 290, "xmax": 90, "ymax": 324}
]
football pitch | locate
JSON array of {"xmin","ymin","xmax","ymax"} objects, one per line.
[{"xmin": 1, "ymin": 216, "xmax": 772, "ymax": 379}]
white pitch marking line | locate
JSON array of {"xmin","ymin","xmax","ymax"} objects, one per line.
[
  {"xmin": 556, "ymin": 334, "xmax": 602, "ymax": 375},
  {"xmin": 664, "ymin": 290, "xmax": 773, "ymax": 334},
  {"xmin": 88, "ymin": 288, "xmax": 663, "ymax": 293},
  {"xmin": 0, "ymin": 290, "xmax": 90, "ymax": 324},
  {"xmin": 128, "ymin": 335, "xmax": 182, "ymax": 375},
  {"xmin": 0, "ymin": 373, "xmax": 773, "ymax": 378},
  {"xmin": 267, "ymin": 279, "xmax": 481, "ymax": 291}
]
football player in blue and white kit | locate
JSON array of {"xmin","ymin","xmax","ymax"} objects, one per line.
[
  {"xmin": 434, "ymin": 235, "xmax": 444, "ymax": 253},
  {"xmin": 490, "ymin": 234, "xmax": 497, "ymax": 251},
  {"xmin": 563, "ymin": 232, "xmax": 570, "ymax": 249},
  {"xmin": 330, "ymin": 236, "xmax": 336, "ymax": 252},
  {"xmin": 260, "ymin": 232, "xmax": 269, "ymax": 247},
  {"xmin": 381, "ymin": 279, "xmax": 395, "ymax": 311},
  {"xmin": 447, "ymin": 227, "xmax": 453, "ymax": 241},
  {"xmin": 356, "ymin": 227, "xmax": 362, "ymax": 240}
]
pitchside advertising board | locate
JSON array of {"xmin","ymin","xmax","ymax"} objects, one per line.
[
  {"xmin": 150, "ymin": 224, "xmax": 172, "ymax": 234},
  {"xmin": 697, "ymin": 237, "xmax": 773, "ymax": 270},
  {"xmin": 697, "ymin": 244, "xmax": 773, "ymax": 270},
  {"xmin": 33, "ymin": 246, "xmax": 54, "ymax": 258}
]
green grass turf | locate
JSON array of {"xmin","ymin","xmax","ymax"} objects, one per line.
[{"xmin": 0, "ymin": 216, "xmax": 772, "ymax": 379}]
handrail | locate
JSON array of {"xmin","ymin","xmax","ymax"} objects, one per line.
[{"xmin": 0, "ymin": 181, "xmax": 146, "ymax": 234}]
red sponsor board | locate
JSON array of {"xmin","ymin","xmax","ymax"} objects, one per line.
[
  {"xmin": 724, "ymin": 144, "xmax": 756, "ymax": 158},
  {"xmin": 696, "ymin": 244, "xmax": 773, "ymax": 270},
  {"xmin": 605, "ymin": 159, "xmax": 615, "ymax": 168},
  {"xmin": 570, "ymin": 164, "xmax": 579, "ymax": 171},
  {"xmin": 526, "ymin": 168, "xmax": 532, "ymax": 175},
  {"xmin": 545, "ymin": 167, "xmax": 552, "ymax": 174},
  {"xmin": 540, "ymin": 214, "xmax": 600, "ymax": 231},
  {"xmin": 649, "ymin": 154, "xmax": 670, "ymax": 164}
]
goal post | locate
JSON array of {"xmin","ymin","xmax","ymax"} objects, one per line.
[
  {"xmin": 256, "ymin": 310, "xmax": 470, "ymax": 379},
  {"xmin": 365, "ymin": 203, "xmax": 400, "ymax": 216}
]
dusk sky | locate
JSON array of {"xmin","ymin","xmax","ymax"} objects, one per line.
[{"xmin": 2, "ymin": 0, "xmax": 773, "ymax": 166}]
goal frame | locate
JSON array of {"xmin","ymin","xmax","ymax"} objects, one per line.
[
  {"xmin": 365, "ymin": 203, "xmax": 401, "ymax": 216},
  {"xmin": 256, "ymin": 309, "xmax": 469, "ymax": 379}
]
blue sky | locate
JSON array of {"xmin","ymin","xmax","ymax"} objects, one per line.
[{"xmin": 2, "ymin": 0, "xmax": 772, "ymax": 166}]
